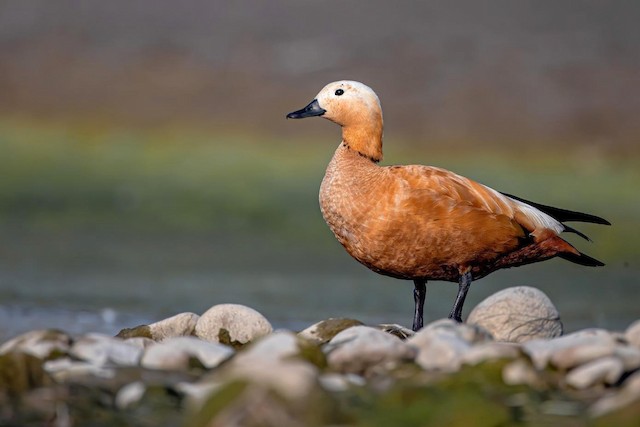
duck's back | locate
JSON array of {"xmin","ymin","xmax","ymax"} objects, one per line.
[{"xmin": 320, "ymin": 144, "xmax": 528, "ymax": 281}]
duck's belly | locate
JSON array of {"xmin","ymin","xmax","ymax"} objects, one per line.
[{"xmin": 320, "ymin": 201, "xmax": 467, "ymax": 282}]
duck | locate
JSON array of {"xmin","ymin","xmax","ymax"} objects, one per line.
[{"xmin": 286, "ymin": 80, "xmax": 610, "ymax": 331}]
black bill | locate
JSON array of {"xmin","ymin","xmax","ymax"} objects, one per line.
[{"xmin": 286, "ymin": 99, "xmax": 326, "ymax": 119}]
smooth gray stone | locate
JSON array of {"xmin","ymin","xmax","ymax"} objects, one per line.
[
  {"xmin": 522, "ymin": 328, "xmax": 618, "ymax": 370},
  {"xmin": 624, "ymin": 319, "xmax": 640, "ymax": 348},
  {"xmin": 141, "ymin": 336, "xmax": 234, "ymax": 370},
  {"xmin": 149, "ymin": 312, "xmax": 200, "ymax": 341},
  {"xmin": 0, "ymin": 329, "xmax": 71, "ymax": 359},
  {"xmin": 70, "ymin": 333, "xmax": 142, "ymax": 367},
  {"xmin": 409, "ymin": 325, "xmax": 472, "ymax": 372},
  {"xmin": 298, "ymin": 318, "xmax": 364, "ymax": 344},
  {"xmin": 195, "ymin": 304, "xmax": 272, "ymax": 344},
  {"xmin": 326, "ymin": 326, "xmax": 417, "ymax": 374},
  {"xmin": 565, "ymin": 356, "xmax": 624, "ymax": 389},
  {"xmin": 468, "ymin": 286, "xmax": 562, "ymax": 343}
]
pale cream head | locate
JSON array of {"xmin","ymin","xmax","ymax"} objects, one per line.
[
  {"xmin": 316, "ymin": 80, "xmax": 384, "ymax": 161},
  {"xmin": 314, "ymin": 81, "xmax": 383, "ymax": 127}
]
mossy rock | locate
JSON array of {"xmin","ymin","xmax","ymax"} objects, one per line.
[
  {"xmin": 0, "ymin": 352, "xmax": 51, "ymax": 396},
  {"xmin": 298, "ymin": 318, "xmax": 364, "ymax": 345},
  {"xmin": 116, "ymin": 325, "xmax": 153, "ymax": 340}
]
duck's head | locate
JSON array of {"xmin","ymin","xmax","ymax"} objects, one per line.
[{"xmin": 287, "ymin": 80, "xmax": 384, "ymax": 161}]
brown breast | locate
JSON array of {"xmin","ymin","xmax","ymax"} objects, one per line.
[{"xmin": 319, "ymin": 143, "xmax": 527, "ymax": 282}]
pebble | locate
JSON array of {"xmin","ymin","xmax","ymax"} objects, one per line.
[
  {"xmin": 232, "ymin": 330, "xmax": 302, "ymax": 364},
  {"xmin": 223, "ymin": 358, "xmax": 319, "ymax": 400},
  {"xmin": 522, "ymin": 328, "xmax": 618, "ymax": 370},
  {"xmin": 624, "ymin": 319, "xmax": 640, "ymax": 348},
  {"xmin": 421, "ymin": 318, "xmax": 493, "ymax": 344},
  {"xmin": 408, "ymin": 324, "xmax": 472, "ymax": 372},
  {"xmin": 194, "ymin": 304, "xmax": 272, "ymax": 345},
  {"xmin": 325, "ymin": 326, "xmax": 416, "ymax": 375},
  {"xmin": 467, "ymin": 286, "xmax": 562, "ymax": 343},
  {"xmin": 115, "ymin": 381, "xmax": 146, "ymax": 409},
  {"xmin": 148, "ymin": 312, "xmax": 200, "ymax": 341},
  {"xmin": 461, "ymin": 341, "xmax": 521, "ymax": 366},
  {"xmin": 565, "ymin": 356, "xmax": 625, "ymax": 389},
  {"xmin": 0, "ymin": 329, "xmax": 71, "ymax": 359},
  {"xmin": 550, "ymin": 343, "xmax": 615, "ymax": 370},
  {"xmin": 318, "ymin": 372, "xmax": 366, "ymax": 392},
  {"xmin": 70, "ymin": 333, "xmax": 142, "ymax": 367},
  {"xmin": 123, "ymin": 337, "xmax": 156, "ymax": 349},
  {"xmin": 614, "ymin": 345, "xmax": 640, "ymax": 371},
  {"xmin": 43, "ymin": 358, "xmax": 115, "ymax": 381},
  {"xmin": 502, "ymin": 358, "xmax": 545, "ymax": 388},
  {"xmin": 2, "ymin": 301, "xmax": 640, "ymax": 424},
  {"xmin": 590, "ymin": 370, "xmax": 640, "ymax": 417},
  {"xmin": 140, "ymin": 336, "xmax": 234, "ymax": 370},
  {"xmin": 298, "ymin": 318, "xmax": 363, "ymax": 344}
]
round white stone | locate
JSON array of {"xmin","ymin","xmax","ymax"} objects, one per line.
[{"xmin": 467, "ymin": 286, "xmax": 562, "ymax": 343}]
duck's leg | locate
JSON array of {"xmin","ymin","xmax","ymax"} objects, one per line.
[
  {"xmin": 448, "ymin": 271, "xmax": 473, "ymax": 323},
  {"xmin": 412, "ymin": 279, "xmax": 427, "ymax": 331}
]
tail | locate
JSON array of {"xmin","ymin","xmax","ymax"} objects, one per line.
[
  {"xmin": 542, "ymin": 232, "xmax": 607, "ymax": 267},
  {"xmin": 501, "ymin": 192, "xmax": 611, "ymax": 241},
  {"xmin": 558, "ymin": 251, "xmax": 605, "ymax": 267}
]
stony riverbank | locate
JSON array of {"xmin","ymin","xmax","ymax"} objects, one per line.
[{"xmin": 2, "ymin": 286, "xmax": 639, "ymax": 426}]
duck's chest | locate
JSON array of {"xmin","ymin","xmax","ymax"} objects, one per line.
[{"xmin": 318, "ymin": 153, "xmax": 387, "ymax": 248}]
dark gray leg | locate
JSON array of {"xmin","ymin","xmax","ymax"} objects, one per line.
[
  {"xmin": 448, "ymin": 271, "xmax": 472, "ymax": 323},
  {"xmin": 412, "ymin": 279, "xmax": 427, "ymax": 331}
]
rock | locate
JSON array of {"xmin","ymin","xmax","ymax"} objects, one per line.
[
  {"xmin": 614, "ymin": 345, "xmax": 640, "ymax": 371},
  {"xmin": 141, "ymin": 336, "xmax": 234, "ymax": 370},
  {"xmin": 467, "ymin": 286, "xmax": 562, "ymax": 343},
  {"xmin": 377, "ymin": 324, "xmax": 415, "ymax": 340},
  {"xmin": 421, "ymin": 318, "xmax": 493, "ymax": 344},
  {"xmin": 550, "ymin": 343, "xmax": 615, "ymax": 370},
  {"xmin": 148, "ymin": 312, "xmax": 200, "ymax": 341},
  {"xmin": 232, "ymin": 331, "xmax": 305, "ymax": 364},
  {"xmin": 116, "ymin": 325, "xmax": 153, "ymax": 340},
  {"xmin": 194, "ymin": 304, "xmax": 272, "ymax": 345},
  {"xmin": 461, "ymin": 342, "xmax": 521, "ymax": 366},
  {"xmin": 590, "ymin": 370, "xmax": 640, "ymax": 417},
  {"xmin": 318, "ymin": 373, "xmax": 366, "ymax": 392},
  {"xmin": 115, "ymin": 381, "xmax": 146, "ymax": 409},
  {"xmin": 565, "ymin": 356, "xmax": 624, "ymax": 389},
  {"xmin": 502, "ymin": 359, "xmax": 545, "ymax": 388},
  {"xmin": 522, "ymin": 328, "xmax": 618, "ymax": 370},
  {"xmin": 624, "ymin": 319, "xmax": 640, "ymax": 348},
  {"xmin": 0, "ymin": 351, "xmax": 52, "ymax": 394},
  {"xmin": 175, "ymin": 381, "xmax": 223, "ymax": 408},
  {"xmin": 326, "ymin": 326, "xmax": 416, "ymax": 375},
  {"xmin": 123, "ymin": 337, "xmax": 156, "ymax": 349},
  {"xmin": 214, "ymin": 331, "xmax": 323, "ymax": 400},
  {"xmin": 298, "ymin": 318, "xmax": 363, "ymax": 344},
  {"xmin": 43, "ymin": 358, "xmax": 115, "ymax": 381},
  {"xmin": 0, "ymin": 330, "xmax": 71, "ymax": 360},
  {"xmin": 408, "ymin": 324, "xmax": 472, "ymax": 372},
  {"xmin": 222, "ymin": 359, "xmax": 318, "ymax": 400},
  {"xmin": 70, "ymin": 333, "xmax": 142, "ymax": 367}
]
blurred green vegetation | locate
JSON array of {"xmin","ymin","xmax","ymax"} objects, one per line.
[{"xmin": 0, "ymin": 117, "xmax": 636, "ymax": 260}]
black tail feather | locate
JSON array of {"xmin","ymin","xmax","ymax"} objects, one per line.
[
  {"xmin": 563, "ymin": 224, "xmax": 592, "ymax": 242},
  {"xmin": 501, "ymin": 192, "xmax": 611, "ymax": 225},
  {"xmin": 558, "ymin": 251, "xmax": 605, "ymax": 267}
]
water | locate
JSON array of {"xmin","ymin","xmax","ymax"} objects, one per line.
[{"xmin": 0, "ymin": 229, "xmax": 637, "ymax": 342}]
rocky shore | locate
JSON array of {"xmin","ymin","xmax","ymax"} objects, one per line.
[{"xmin": 2, "ymin": 286, "xmax": 639, "ymax": 426}]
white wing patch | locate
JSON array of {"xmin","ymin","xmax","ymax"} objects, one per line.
[
  {"xmin": 480, "ymin": 184, "xmax": 564, "ymax": 235},
  {"xmin": 507, "ymin": 195, "xmax": 564, "ymax": 234}
]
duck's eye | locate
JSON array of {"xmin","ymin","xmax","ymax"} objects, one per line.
[{"xmin": 335, "ymin": 89, "xmax": 344, "ymax": 96}]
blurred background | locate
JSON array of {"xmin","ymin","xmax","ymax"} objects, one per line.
[{"xmin": 0, "ymin": 1, "xmax": 638, "ymax": 340}]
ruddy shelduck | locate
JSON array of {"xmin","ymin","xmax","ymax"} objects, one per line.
[{"xmin": 286, "ymin": 80, "xmax": 610, "ymax": 331}]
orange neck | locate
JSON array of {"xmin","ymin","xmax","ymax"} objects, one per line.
[{"xmin": 341, "ymin": 118, "xmax": 383, "ymax": 162}]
